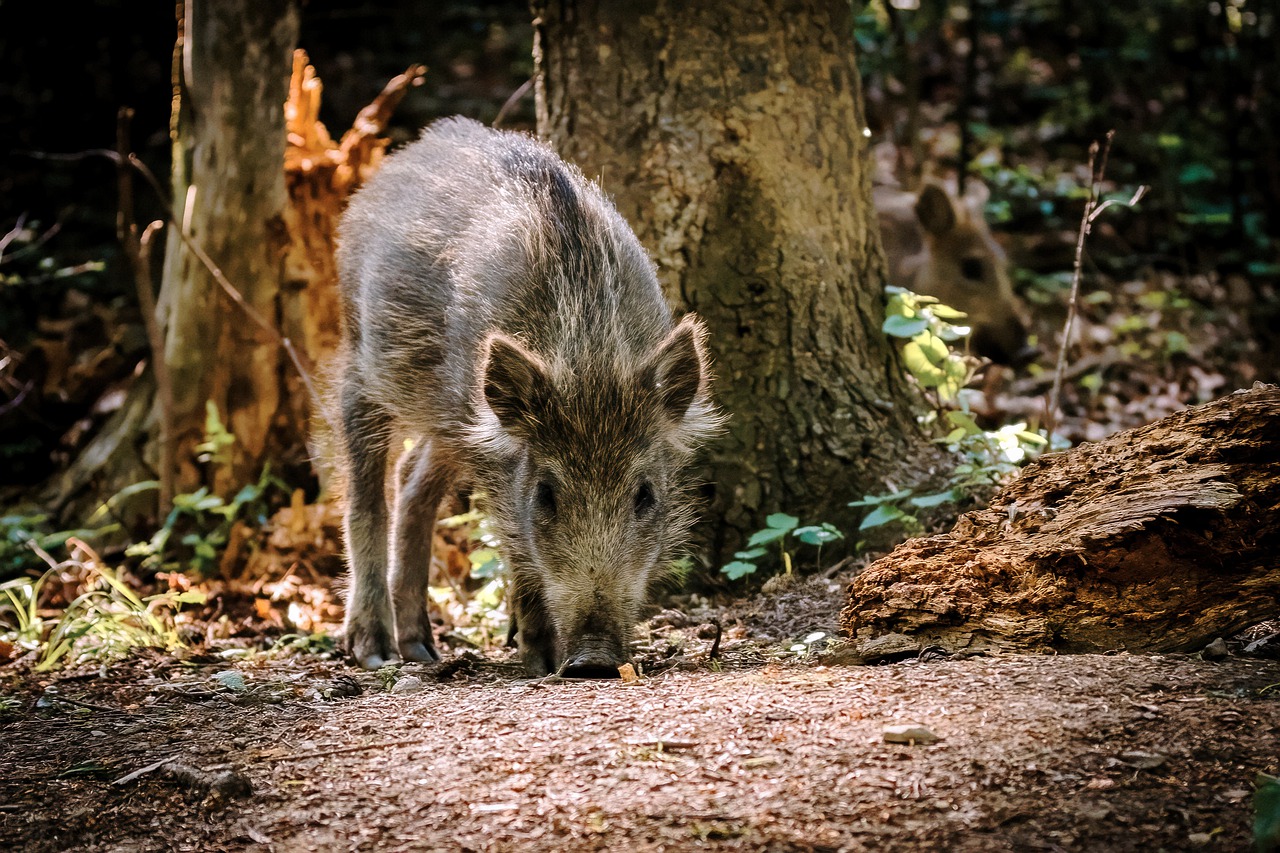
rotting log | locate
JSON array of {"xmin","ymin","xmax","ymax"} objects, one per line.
[{"xmin": 839, "ymin": 383, "xmax": 1280, "ymax": 659}]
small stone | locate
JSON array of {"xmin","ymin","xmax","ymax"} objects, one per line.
[
  {"xmin": 883, "ymin": 724, "xmax": 940, "ymax": 745},
  {"xmin": 212, "ymin": 671, "xmax": 246, "ymax": 693},
  {"xmin": 1118, "ymin": 750, "xmax": 1167, "ymax": 770},
  {"xmin": 391, "ymin": 675, "xmax": 424, "ymax": 695},
  {"xmin": 1202, "ymin": 637, "xmax": 1229, "ymax": 661}
]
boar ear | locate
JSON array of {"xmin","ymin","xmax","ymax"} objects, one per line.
[
  {"xmin": 481, "ymin": 333, "xmax": 552, "ymax": 438},
  {"xmin": 644, "ymin": 315, "xmax": 709, "ymax": 423},
  {"xmin": 915, "ymin": 183, "xmax": 957, "ymax": 236}
]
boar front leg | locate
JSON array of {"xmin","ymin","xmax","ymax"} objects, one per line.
[
  {"xmin": 342, "ymin": 387, "xmax": 396, "ymax": 670},
  {"xmin": 512, "ymin": 582, "xmax": 556, "ymax": 677},
  {"xmin": 389, "ymin": 440, "xmax": 454, "ymax": 663}
]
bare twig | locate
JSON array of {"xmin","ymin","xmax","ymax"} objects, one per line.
[
  {"xmin": 708, "ymin": 619, "xmax": 723, "ymax": 660},
  {"xmin": 125, "ymin": 153, "xmax": 321, "ymax": 408},
  {"xmin": 112, "ymin": 756, "xmax": 176, "ymax": 786},
  {"xmin": 117, "ymin": 108, "xmax": 176, "ymax": 513},
  {"xmin": 493, "ymin": 77, "xmax": 533, "ymax": 129},
  {"xmin": 42, "ymin": 691, "xmax": 130, "ymax": 715},
  {"xmin": 268, "ymin": 737, "xmax": 428, "ymax": 763},
  {"xmin": 0, "ymin": 213, "xmax": 28, "ymax": 259},
  {"xmin": 1044, "ymin": 132, "xmax": 1147, "ymax": 439}
]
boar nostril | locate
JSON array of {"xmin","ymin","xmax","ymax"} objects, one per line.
[
  {"xmin": 1012, "ymin": 344, "xmax": 1040, "ymax": 368},
  {"xmin": 561, "ymin": 649, "xmax": 624, "ymax": 679}
]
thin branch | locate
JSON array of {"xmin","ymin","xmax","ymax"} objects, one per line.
[
  {"xmin": 125, "ymin": 153, "xmax": 321, "ymax": 408},
  {"xmin": 267, "ymin": 737, "xmax": 430, "ymax": 763},
  {"xmin": 1045, "ymin": 139, "xmax": 1103, "ymax": 440},
  {"xmin": 492, "ymin": 77, "xmax": 533, "ymax": 129},
  {"xmin": 116, "ymin": 108, "xmax": 177, "ymax": 514},
  {"xmin": 0, "ymin": 213, "xmax": 28, "ymax": 260}
]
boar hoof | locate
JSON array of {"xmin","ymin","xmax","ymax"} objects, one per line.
[
  {"xmin": 399, "ymin": 640, "xmax": 441, "ymax": 663},
  {"xmin": 346, "ymin": 622, "xmax": 399, "ymax": 670}
]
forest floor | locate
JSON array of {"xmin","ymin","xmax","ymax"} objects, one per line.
[{"xmin": 2, "ymin": 570, "xmax": 1277, "ymax": 853}]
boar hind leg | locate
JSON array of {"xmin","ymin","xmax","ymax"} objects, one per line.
[
  {"xmin": 341, "ymin": 387, "xmax": 396, "ymax": 670},
  {"xmin": 513, "ymin": 584, "xmax": 556, "ymax": 677},
  {"xmin": 390, "ymin": 440, "xmax": 454, "ymax": 662}
]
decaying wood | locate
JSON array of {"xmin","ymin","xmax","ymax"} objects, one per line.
[
  {"xmin": 280, "ymin": 50, "xmax": 425, "ymax": 477},
  {"xmin": 840, "ymin": 383, "xmax": 1280, "ymax": 658}
]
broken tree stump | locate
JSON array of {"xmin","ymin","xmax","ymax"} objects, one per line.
[{"xmin": 840, "ymin": 383, "xmax": 1280, "ymax": 658}]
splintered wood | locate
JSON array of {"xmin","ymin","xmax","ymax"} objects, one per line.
[
  {"xmin": 279, "ymin": 51, "xmax": 426, "ymax": 440},
  {"xmin": 841, "ymin": 383, "xmax": 1280, "ymax": 656}
]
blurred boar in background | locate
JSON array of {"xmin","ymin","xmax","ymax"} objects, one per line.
[
  {"xmin": 875, "ymin": 181, "xmax": 1036, "ymax": 366},
  {"xmin": 335, "ymin": 117, "xmax": 719, "ymax": 676}
]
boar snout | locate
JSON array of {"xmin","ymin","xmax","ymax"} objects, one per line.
[
  {"xmin": 972, "ymin": 313, "xmax": 1037, "ymax": 368},
  {"xmin": 561, "ymin": 634, "xmax": 627, "ymax": 679}
]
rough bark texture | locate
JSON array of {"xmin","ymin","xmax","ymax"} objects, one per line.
[
  {"xmin": 158, "ymin": 0, "xmax": 300, "ymax": 494},
  {"xmin": 840, "ymin": 384, "xmax": 1280, "ymax": 658},
  {"xmin": 532, "ymin": 0, "xmax": 942, "ymax": 560}
]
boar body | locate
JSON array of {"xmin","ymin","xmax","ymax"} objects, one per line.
[
  {"xmin": 875, "ymin": 182, "xmax": 1035, "ymax": 365},
  {"xmin": 335, "ymin": 117, "xmax": 716, "ymax": 675}
]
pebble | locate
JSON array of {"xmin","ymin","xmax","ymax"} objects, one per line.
[
  {"xmin": 1118, "ymin": 750, "xmax": 1167, "ymax": 770},
  {"xmin": 1201, "ymin": 637, "xmax": 1229, "ymax": 661},
  {"xmin": 212, "ymin": 671, "xmax": 247, "ymax": 693},
  {"xmin": 391, "ymin": 675, "xmax": 424, "ymax": 695},
  {"xmin": 883, "ymin": 724, "xmax": 940, "ymax": 745}
]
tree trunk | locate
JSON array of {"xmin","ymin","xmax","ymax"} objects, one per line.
[
  {"xmin": 158, "ymin": 0, "xmax": 300, "ymax": 495},
  {"xmin": 532, "ymin": 0, "xmax": 942, "ymax": 560},
  {"xmin": 839, "ymin": 384, "xmax": 1280, "ymax": 660}
]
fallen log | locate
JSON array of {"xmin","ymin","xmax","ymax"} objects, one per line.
[{"xmin": 839, "ymin": 383, "xmax": 1280, "ymax": 658}]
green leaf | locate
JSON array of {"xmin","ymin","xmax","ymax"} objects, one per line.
[
  {"xmin": 720, "ymin": 561, "xmax": 758, "ymax": 580},
  {"xmin": 927, "ymin": 303, "xmax": 967, "ymax": 320},
  {"xmin": 883, "ymin": 315, "xmax": 929, "ymax": 338},
  {"xmin": 847, "ymin": 488, "xmax": 912, "ymax": 508},
  {"xmin": 734, "ymin": 547, "xmax": 768, "ymax": 560},
  {"xmin": 858, "ymin": 504, "xmax": 906, "ymax": 531},
  {"xmin": 1256, "ymin": 773, "xmax": 1280, "ymax": 853},
  {"xmin": 910, "ymin": 490, "xmax": 959, "ymax": 509},
  {"xmin": 794, "ymin": 525, "xmax": 843, "ymax": 545},
  {"xmin": 746, "ymin": 527, "xmax": 789, "ymax": 547},
  {"xmin": 765, "ymin": 513, "xmax": 800, "ymax": 531},
  {"xmin": 901, "ymin": 339, "xmax": 950, "ymax": 387},
  {"xmin": 945, "ymin": 410, "xmax": 980, "ymax": 433},
  {"xmin": 1177, "ymin": 162, "xmax": 1215, "ymax": 185}
]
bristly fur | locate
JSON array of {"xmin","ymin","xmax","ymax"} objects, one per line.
[{"xmin": 333, "ymin": 116, "xmax": 721, "ymax": 672}]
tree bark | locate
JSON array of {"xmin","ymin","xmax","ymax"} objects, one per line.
[
  {"xmin": 158, "ymin": 0, "xmax": 300, "ymax": 495},
  {"xmin": 532, "ymin": 0, "xmax": 942, "ymax": 560},
  {"xmin": 840, "ymin": 384, "xmax": 1280, "ymax": 659}
]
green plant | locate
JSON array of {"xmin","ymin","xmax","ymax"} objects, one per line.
[
  {"xmin": 883, "ymin": 286, "xmax": 974, "ymax": 402},
  {"xmin": 126, "ymin": 465, "xmax": 286, "ymax": 575},
  {"xmin": 1, "ymin": 513, "xmax": 117, "ymax": 581},
  {"xmin": 720, "ymin": 513, "xmax": 843, "ymax": 580},
  {"xmin": 0, "ymin": 553, "xmax": 206, "ymax": 671},
  {"xmin": 430, "ymin": 508, "xmax": 511, "ymax": 647},
  {"xmin": 1257, "ymin": 773, "xmax": 1280, "ymax": 853},
  {"xmin": 195, "ymin": 400, "xmax": 236, "ymax": 467},
  {"xmin": 0, "ymin": 569, "xmax": 47, "ymax": 651},
  {"xmin": 849, "ymin": 414, "xmax": 1049, "ymax": 539}
]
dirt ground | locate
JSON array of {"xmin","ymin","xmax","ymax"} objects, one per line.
[{"xmin": 2, "ymin": 573, "xmax": 1278, "ymax": 853}]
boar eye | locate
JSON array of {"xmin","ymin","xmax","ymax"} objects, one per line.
[
  {"xmin": 534, "ymin": 481, "xmax": 557, "ymax": 516},
  {"xmin": 634, "ymin": 481, "xmax": 656, "ymax": 517},
  {"xmin": 960, "ymin": 257, "xmax": 984, "ymax": 282}
]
